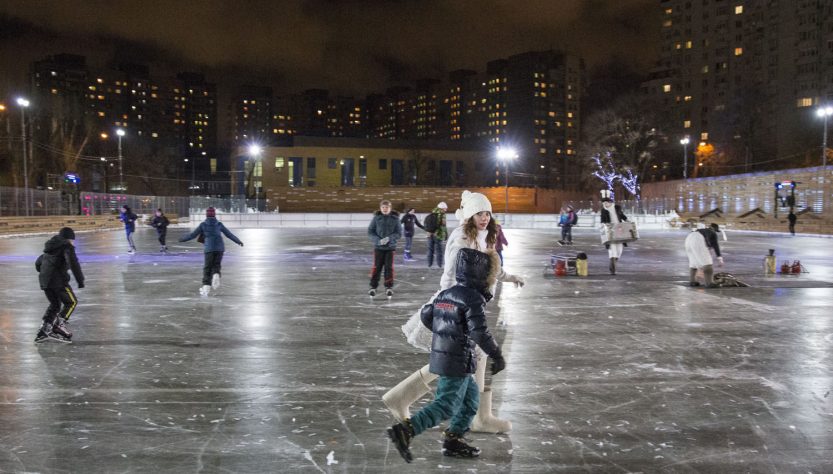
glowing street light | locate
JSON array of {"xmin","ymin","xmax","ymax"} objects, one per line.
[
  {"xmin": 816, "ymin": 105, "xmax": 833, "ymax": 169},
  {"xmin": 248, "ymin": 144, "xmax": 263, "ymax": 212},
  {"xmin": 16, "ymin": 97, "xmax": 31, "ymax": 216},
  {"xmin": 680, "ymin": 137, "xmax": 690, "ymax": 180},
  {"xmin": 116, "ymin": 128, "xmax": 126, "ymax": 192},
  {"xmin": 496, "ymin": 146, "xmax": 518, "ymax": 218}
]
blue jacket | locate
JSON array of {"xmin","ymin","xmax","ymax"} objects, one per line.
[
  {"xmin": 120, "ymin": 209, "xmax": 138, "ymax": 232},
  {"xmin": 420, "ymin": 248, "xmax": 502, "ymax": 377},
  {"xmin": 367, "ymin": 210, "xmax": 401, "ymax": 250},
  {"xmin": 180, "ymin": 218, "xmax": 243, "ymax": 252}
]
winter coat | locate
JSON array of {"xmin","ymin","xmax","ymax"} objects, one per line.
[
  {"xmin": 121, "ymin": 208, "xmax": 138, "ymax": 232},
  {"xmin": 696, "ymin": 228, "xmax": 722, "ymax": 257},
  {"xmin": 788, "ymin": 212, "xmax": 797, "ymax": 225},
  {"xmin": 151, "ymin": 215, "xmax": 169, "ymax": 234},
  {"xmin": 179, "ymin": 217, "xmax": 243, "ymax": 252},
  {"xmin": 400, "ymin": 213, "xmax": 424, "ymax": 237},
  {"xmin": 600, "ymin": 204, "xmax": 627, "ymax": 224},
  {"xmin": 427, "ymin": 208, "xmax": 449, "ymax": 241},
  {"xmin": 440, "ymin": 225, "xmax": 520, "ymax": 291},
  {"xmin": 35, "ymin": 235, "xmax": 84, "ymax": 290},
  {"xmin": 420, "ymin": 248, "xmax": 502, "ymax": 377},
  {"xmin": 367, "ymin": 210, "xmax": 401, "ymax": 250}
]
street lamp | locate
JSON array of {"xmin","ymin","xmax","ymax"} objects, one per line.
[
  {"xmin": 816, "ymin": 105, "xmax": 833, "ymax": 169},
  {"xmin": 116, "ymin": 128, "xmax": 126, "ymax": 192},
  {"xmin": 496, "ymin": 146, "xmax": 518, "ymax": 218},
  {"xmin": 680, "ymin": 137, "xmax": 690, "ymax": 179},
  {"xmin": 248, "ymin": 144, "xmax": 263, "ymax": 212},
  {"xmin": 16, "ymin": 97, "xmax": 30, "ymax": 216}
]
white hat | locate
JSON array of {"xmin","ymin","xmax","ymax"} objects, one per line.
[
  {"xmin": 454, "ymin": 190, "xmax": 492, "ymax": 221},
  {"xmin": 437, "ymin": 201, "xmax": 448, "ymax": 209}
]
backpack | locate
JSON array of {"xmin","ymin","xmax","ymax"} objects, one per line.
[
  {"xmin": 570, "ymin": 212, "xmax": 578, "ymax": 225},
  {"xmin": 423, "ymin": 212, "xmax": 439, "ymax": 233}
]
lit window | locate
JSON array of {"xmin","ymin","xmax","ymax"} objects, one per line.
[
  {"xmin": 685, "ymin": 40, "xmax": 692, "ymax": 49},
  {"xmin": 684, "ymin": 120, "xmax": 691, "ymax": 128},
  {"xmin": 735, "ymin": 5, "xmax": 743, "ymax": 14},
  {"xmin": 275, "ymin": 158, "xmax": 285, "ymax": 168},
  {"xmin": 663, "ymin": 84, "xmax": 672, "ymax": 93},
  {"xmin": 684, "ymin": 95, "xmax": 692, "ymax": 101},
  {"xmin": 796, "ymin": 98, "xmax": 813, "ymax": 107},
  {"xmin": 701, "ymin": 132, "xmax": 709, "ymax": 140},
  {"xmin": 702, "ymin": 65, "xmax": 709, "ymax": 73},
  {"xmin": 734, "ymin": 47, "xmax": 743, "ymax": 56}
]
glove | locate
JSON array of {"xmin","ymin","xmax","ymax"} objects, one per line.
[
  {"xmin": 239, "ymin": 242, "xmax": 244, "ymax": 247},
  {"xmin": 491, "ymin": 356, "xmax": 506, "ymax": 375},
  {"xmin": 716, "ymin": 256, "xmax": 724, "ymax": 267},
  {"xmin": 505, "ymin": 273, "xmax": 525, "ymax": 288},
  {"xmin": 78, "ymin": 282, "xmax": 85, "ymax": 289},
  {"xmin": 379, "ymin": 237, "xmax": 390, "ymax": 245}
]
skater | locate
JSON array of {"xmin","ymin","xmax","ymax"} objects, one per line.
[
  {"xmin": 179, "ymin": 207, "xmax": 244, "ymax": 296},
  {"xmin": 424, "ymin": 202, "xmax": 448, "ymax": 269},
  {"xmin": 385, "ymin": 190, "xmax": 524, "ymax": 434},
  {"xmin": 685, "ymin": 223, "xmax": 724, "ymax": 288},
  {"xmin": 120, "ymin": 204, "xmax": 138, "ymax": 253},
  {"xmin": 600, "ymin": 191, "xmax": 628, "ymax": 275},
  {"xmin": 367, "ymin": 200, "xmax": 401, "ymax": 297},
  {"xmin": 388, "ymin": 248, "xmax": 506, "ymax": 462},
  {"xmin": 400, "ymin": 208, "xmax": 424, "ymax": 262},
  {"xmin": 558, "ymin": 205, "xmax": 577, "ymax": 245},
  {"xmin": 494, "ymin": 219, "xmax": 508, "ymax": 266},
  {"xmin": 151, "ymin": 208, "xmax": 170, "ymax": 252},
  {"xmin": 34, "ymin": 227, "xmax": 84, "ymax": 343},
  {"xmin": 788, "ymin": 208, "xmax": 797, "ymax": 236}
]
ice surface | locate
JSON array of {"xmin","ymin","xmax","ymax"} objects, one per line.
[{"xmin": 0, "ymin": 227, "xmax": 832, "ymax": 472}]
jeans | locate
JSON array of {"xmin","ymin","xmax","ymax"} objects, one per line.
[
  {"xmin": 560, "ymin": 225, "xmax": 573, "ymax": 242},
  {"xmin": 126, "ymin": 229, "xmax": 136, "ymax": 250},
  {"xmin": 203, "ymin": 251, "xmax": 224, "ymax": 285},
  {"xmin": 427, "ymin": 235, "xmax": 446, "ymax": 268},
  {"xmin": 411, "ymin": 375, "xmax": 479, "ymax": 435},
  {"xmin": 403, "ymin": 235, "xmax": 413, "ymax": 256}
]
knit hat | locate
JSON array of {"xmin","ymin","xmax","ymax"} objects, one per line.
[
  {"xmin": 58, "ymin": 227, "xmax": 75, "ymax": 240},
  {"xmin": 206, "ymin": 207, "xmax": 216, "ymax": 218},
  {"xmin": 454, "ymin": 190, "xmax": 492, "ymax": 222},
  {"xmin": 600, "ymin": 189, "xmax": 613, "ymax": 202},
  {"xmin": 437, "ymin": 201, "xmax": 448, "ymax": 210}
]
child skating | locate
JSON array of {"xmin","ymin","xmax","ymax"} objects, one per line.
[
  {"xmin": 34, "ymin": 227, "xmax": 85, "ymax": 343},
  {"xmin": 151, "ymin": 208, "xmax": 170, "ymax": 252},
  {"xmin": 387, "ymin": 247, "xmax": 506, "ymax": 462},
  {"xmin": 120, "ymin": 204, "xmax": 138, "ymax": 254},
  {"xmin": 367, "ymin": 200, "xmax": 400, "ymax": 298},
  {"xmin": 179, "ymin": 207, "xmax": 244, "ymax": 296},
  {"xmin": 400, "ymin": 208, "xmax": 424, "ymax": 262}
]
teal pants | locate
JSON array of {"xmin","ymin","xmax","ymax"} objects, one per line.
[{"xmin": 410, "ymin": 374, "xmax": 479, "ymax": 435}]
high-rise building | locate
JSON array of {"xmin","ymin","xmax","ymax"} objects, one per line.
[
  {"xmin": 649, "ymin": 0, "xmax": 833, "ymax": 171},
  {"xmin": 229, "ymin": 85, "xmax": 273, "ymax": 146}
]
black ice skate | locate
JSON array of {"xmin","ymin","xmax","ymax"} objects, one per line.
[
  {"xmin": 387, "ymin": 420, "xmax": 414, "ymax": 463},
  {"xmin": 34, "ymin": 328, "xmax": 51, "ymax": 343},
  {"xmin": 386, "ymin": 288, "xmax": 393, "ymax": 298},
  {"xmin": 442, "ymin": 431, "xmax": 480, "ymax": 458},
  {"xmin": 49, "ymin": 319, "xmax": 72, "ymax": 343},
  {"xmin": 368, "ymin": 288, "xmax": 376, "ymax": 297}
]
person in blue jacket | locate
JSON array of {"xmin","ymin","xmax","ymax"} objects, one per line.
[
  {"xmin": 179, "ymin": 207, "xmax": 244, "ymax": 296},
  {"xmin": 120, "ymin": 204, "xmax": 138, "ymax": 254}
]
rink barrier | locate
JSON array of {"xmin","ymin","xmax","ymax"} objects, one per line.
[{"xmin": 0, "ymin": 215, "xmax": 122, "ymax": 236}]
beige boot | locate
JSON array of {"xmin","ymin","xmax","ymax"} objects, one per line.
[
  {"xmin": 382, "ymin": 364, "xmax": 436, "ymax": 421},
  {"xmin": 470, "ymin": 353, "xmax": 512, "ymax": 433}
]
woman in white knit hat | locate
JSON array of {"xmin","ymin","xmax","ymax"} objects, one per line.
[{"xmin": 384, "ymin": 190, "xmax": 525, "ymax": 434}]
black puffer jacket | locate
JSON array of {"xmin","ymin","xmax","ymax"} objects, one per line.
[
  {"xmin": 35, "ymin": 235, "xmax": 84, "ymax": 290},
  {"xmin": 420, "ymin": 248, "xmax": 502, "ymax": 377}
]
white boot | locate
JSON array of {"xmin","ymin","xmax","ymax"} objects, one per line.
[
  {"xmin": 199, "ymin": 285, "xmax": 211, "ymax": 296},
  {"xmin": 470, "ymin": 353, "xmax": 512, "ymax": 433},
  {"xmin": 212, "ymin": 273, "xmax": 221, "ymax": 290},
  {"xmin": 382, "ymin": 364, "xmax": 436, "ymax": 421}
]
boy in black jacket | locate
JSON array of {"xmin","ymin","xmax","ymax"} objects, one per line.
[
  {"xmin": 151, "ymin": 208, "xmax": 170, "ymax": 252},
  {"xmin": 35, "ymin": 227, "xmax": 85, "ymax": 343},
  {"xmin": 387, "ymin": 247, "xmax": 506, "ymax": 462},
  {"xmin": 367, "ymin": 200, "xmax": 400, "ymax": 297}
]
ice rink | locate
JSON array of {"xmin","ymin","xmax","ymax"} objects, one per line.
[{"xmin": 1, "ymin": 225, "xmax": 832, "ymax": 472}]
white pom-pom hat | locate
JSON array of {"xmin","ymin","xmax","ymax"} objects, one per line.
[{"xmin": 454, "ymin": 190, "xmax": 493, "ymax": 222}]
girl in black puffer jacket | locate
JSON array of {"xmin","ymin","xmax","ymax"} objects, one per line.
[{"xmin": 387, "ymin": 248, "xmax": 505, "ymax": 462}]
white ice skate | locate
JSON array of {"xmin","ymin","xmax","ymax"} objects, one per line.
[
  {"xmin": 211, "ymin": 273, "xmax": 221, "ymax": 290},
  {"xmin": 199, "ymin": 285, "xmax": 211, "ymax": 296}
]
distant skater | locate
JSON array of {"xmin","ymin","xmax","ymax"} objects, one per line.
[
  {"xmin": 151, "ymin": 208, "xmax": 170, "ymax": 252},
  {"xmin": 120, "ymin": 205, "xmax": 138, "ymax": 253},
  {"xmin": 35, "ymin": 227, "xmax": 84, "ymax": 343},
  {"xmin": 685, "ymin": 223, "xmax": 724, "ymax": 288},
  {"xmin": 400, "ymin": 208, "xmax": 424, "ymax": 262},
  {"xmin": 600, "ymin": 191, "xmax": 628, "ymax": 275},
  {"xmin": 788, "ymin": 209, "xmax": 797, "ymax": 236},
  {"xmin": 179, "ymin": 207, "xmax": 244, "ymax": 296},
  {"xmin": 367, "ymin": 200, "xmax": 401, "ymax": 297}
]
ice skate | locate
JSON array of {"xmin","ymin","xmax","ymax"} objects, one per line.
[
  {"xmin": 368, "ymin": 288, "xmax": 376, "ymax": 298},
  {"xmin": 199, "ymin": 285, "xmax": 211, "ymax": 296},
  {"xmin": 34, "ymin": 326, "xmax": 51, "ymax": 343},
  {"xmin": 386, "ymin": 288, "xmax": 393, "ymax": 298},
  {"xmin": 387, "ymin": 420, "xmax": 414, "ymax": 463},
  {"xmin": 51, "ymin": 318, "xmax": 72, "ymax": 341},
  {"xmin": 127, "ymin": 248, "xmax": 135, "ymax": 254},
  {"xmin": 211, "ymin": 273, "xmax": 221, "ymax": 290},
  {"xmin": 442, "ymin": 431, "xmax": 480, "ymax": 458},
  {"xmin": 556, "ymin": 240, "xmax": 565, "ymax": 246}
]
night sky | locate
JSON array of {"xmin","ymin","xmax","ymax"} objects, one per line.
[{"xmin": 0, "ymin": 0, "xmax": 660, "ymax": 98}]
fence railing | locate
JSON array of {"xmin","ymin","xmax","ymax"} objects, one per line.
[{"xmin": 0, "ymin": 186, "xmax": 192, "ymax": 218}]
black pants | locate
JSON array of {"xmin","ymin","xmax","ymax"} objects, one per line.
[
  {"xmin": 157, "ymin": 229, "xmax": 167, "ymax": 246},
  {"xmin": 561, "ymin": 224, "xmax": 573, "ymax": 242},
  {"xmin": 43, "ymin": 286, "xmax": 77, "ymax": 322},
  {"xmin": 203, "ymin": 251, "xmax": 224, "ymax": 285},
  {"xmin": 789, "ymin": 223, "xmax": 795, "ymax": 235},
  {"xmin": 370, "ymin": 248, "xmax": 395, "ymax": 289}
]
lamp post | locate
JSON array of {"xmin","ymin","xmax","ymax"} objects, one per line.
[
  {"xmin": 16, "ymin": 97, "xmax": 30, "ymax": 216},
  {"xmin": 248, "ymin": 144, "xmax": 262, "ymax": 212},
  {"xmin": 817, "ymin": 106, "xmax": 833, "ymax": 169},
  {"xmin": 496, "ymin": 146, "xmax": 518, "ymax": 218},
  {"xmin": 116, "ymin": 128, "xmax": 125, "ymax": 192},
  {"xmin": 680, "ymin": 137, "xmax": 690, "ymax": 180}
]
